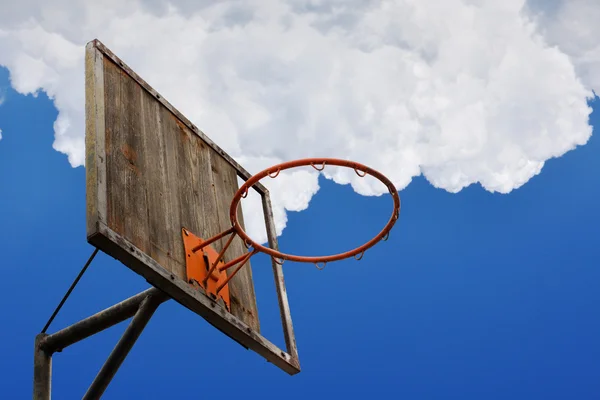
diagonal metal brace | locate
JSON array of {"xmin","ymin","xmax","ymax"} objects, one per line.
[{"xmin": 83, "ymin": 291, "xmax": 166, "ymax": 399}]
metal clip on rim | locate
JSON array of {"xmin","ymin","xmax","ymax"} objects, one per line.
[
  {"xmin": 273, "ymin": 257, "xmax": 285, "ymax": 266},
  {"xmin": 354, "ymin": 168, "xmax": 367, "ymax": 177},
  {"xmin": 315, "ymin": 262, "xmax": 327, "ymax": 270},
  {"xmin": 382, "ymin": 231, "xmax": 390, "ymax": 241},
  {"xmin": 311, "ymin": 161, "xmax": 326, "ymax": 171}
]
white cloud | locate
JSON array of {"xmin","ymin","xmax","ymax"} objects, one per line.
[
  {"xmin": 0, "ymin": 129, "xmax": 3, "ymax": 141},
  {"xmin": 0, "ymin": 0, "xmax": 597, "ymax": 242},
  {"xmin": 525, "ymin": 0, "xmax": 600, "ymax": 95}
]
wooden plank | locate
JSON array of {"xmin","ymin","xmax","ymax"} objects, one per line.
[
  {"xmin": 232, "ymin": 187, "xmax": 260, "ymax": 330},
  {"xmin": 262, "ymin": 193, "xmax": 299, "ymax": 362},
  {"xmin": 85, "ymin": 42, "xmax": 106, "ymax": 238},
  {"xmin": 210, "ymin": 152, "xmax": 260, "ymax": 332},
  {"xmin": 104, "ymin": 57, "xmax": 151, "ymax": 259},
  {"xmin": 138, "ymin": 77, "xmax": 180, "ymax": 275},
  {"xmin": 163, "ymin": 104, "xmax": 213, "ymax": 280},
  {"xmin": 89, "ymin": 223, "xmax": 300, "ymax": 375}
]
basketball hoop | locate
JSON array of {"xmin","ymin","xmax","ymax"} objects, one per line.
[
  {"xmin": 184, "ymin": 158, "xmax": 400, "ymax": 299},
  {"xmin": 230, "ymin": 158, "xmax": 400, "ymax": 266}
]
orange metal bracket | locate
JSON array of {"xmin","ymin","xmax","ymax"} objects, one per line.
[{"xmin": 182, "ymin": 228, "xmax": 231, "ymax": 312}]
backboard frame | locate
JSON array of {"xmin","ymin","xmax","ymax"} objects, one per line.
[{"xmin": 85, "ymin": 39, "xmax": 299, "ymax": 374}]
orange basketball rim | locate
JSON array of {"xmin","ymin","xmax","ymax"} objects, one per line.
[{"xmin": 184, "ymin": 157, "xmax": 400, "ymax": 301}]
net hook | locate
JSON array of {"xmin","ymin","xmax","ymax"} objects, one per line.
[
  {"xmin": 241, "ymin": 186, "xmax": 249, "ymax": 198},
  {"xmin": 382, "ymin": 231, "xmax": 390, "ymax": 241},
  {"xmin": 268, "ymin": 168, "xmax": 281, "ymax": 178},
  {"xmin": 311, "ymin": 161, "xmax": 326, "ymax": 171},
  {"xmin": 354, "ymin": 168, "xmax": 367, "ymax": 177},
  {"xmin": 354, "ymin": 251, "xmax": 365, "ymax": 261},
  {"xmin": 315, "ymin": 262, "xmax": 327, "ymax": 270},
  {"xmin": 273, "ymin": 257, "xmax": 285, "ymax": 266}
]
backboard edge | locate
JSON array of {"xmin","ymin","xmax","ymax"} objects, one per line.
[
  {"xmin": 88, "ymin": 222, "xmax": 300, "ymax": 375},
  {"xmin": 85, "ymin": 41, "xmax": 107, "ymax": 239},
  {"xmin": 262, "ymin": 192, "xmax": 300, "ymax": 363}
]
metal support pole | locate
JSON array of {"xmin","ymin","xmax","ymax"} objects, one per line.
[
  {"xmin": 34, "ymin": 288, "xmax": 170, "ymax": 400},
  {"xmin": 33, "ymin": 334, "xmax": 52, "ymax": 400},
  {"xmin": 82, "ymin": 292, "xmax": 167, "ymax": 400},
  {"xmin": 40, "ymin": 288, "xmax": 164, "ymax": 353}
]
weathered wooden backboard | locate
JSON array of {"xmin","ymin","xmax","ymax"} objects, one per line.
[{"xmin": 85, "ymin": 39, "xmax": 299, "ymax": 374}]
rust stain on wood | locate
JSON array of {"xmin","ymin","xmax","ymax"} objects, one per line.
[
  {"xmin": 121, "ymin": 143, "xmax": 137, "ymax": 164},
  {"xmin": 121, "ymin": 143, "xmax": 139, "ymax": 175}
]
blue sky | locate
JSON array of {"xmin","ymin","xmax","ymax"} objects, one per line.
[{"xmin": 1, "ymin": 60, "xmax": 600, "ymax": 400}]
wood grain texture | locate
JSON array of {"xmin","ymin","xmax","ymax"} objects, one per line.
[
  {"xmin": 85, "ymin": 42, "xmax": 106, "ymax": 237},
  {"xmin": 90, "ymin": 44, "xmax": 260, "ymax": 330},
  {"xmin": 210, "ymin": 152, "xmax": 259, "ymax": 331},
  {"xmin": 89, "ymin": 39, "xmax": 268, "ymax": 196},
  {"xmin": 85, "ymin": 39, "xmax": 300, "ymax": 373}
]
